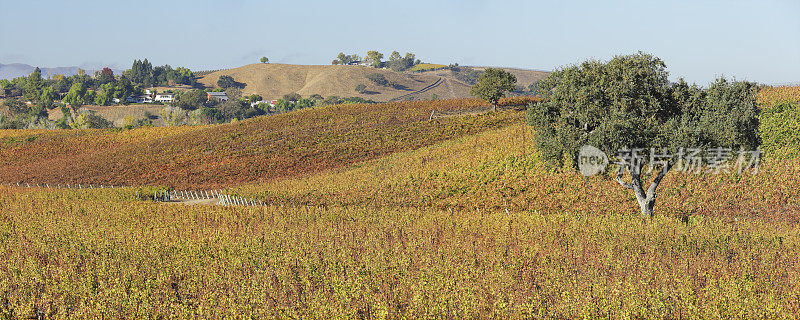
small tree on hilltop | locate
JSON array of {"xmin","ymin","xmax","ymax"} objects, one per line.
[
  {"xmin": 470, "ymin": 68, "xmax": 516, "ymax": 111},
  {"xmin": 528, "ymin": 52, "xmax": 760, "ymax": 217},
  {"xmin": 366, "ymin": 51, "xmax": 383, "ymax": 68},
  {"xmin": 260, "ymin": 57, "xmax": 269, "ymax": 64}
]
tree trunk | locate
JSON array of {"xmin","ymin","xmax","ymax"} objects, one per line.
[{"xmin": 616, "ymin": 162, "xmax": 673, "ymax": 217}]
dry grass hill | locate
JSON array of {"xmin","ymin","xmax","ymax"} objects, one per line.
[{"xmin": 198, "ymin": 63, "xmax": 549, "ymax": 102}]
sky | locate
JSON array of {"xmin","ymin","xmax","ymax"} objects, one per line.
[{"xmin": 1, "ymin": 0, "xmax": 798, "ymax": 85}]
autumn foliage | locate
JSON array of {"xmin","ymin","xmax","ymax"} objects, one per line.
[
  {"xmin": 0, "ymin": 99, "xmax": 513, "ymax": 188},
  {"xmin": 497, "ymin": 95, "xmax": 542, "ymax": 107}
]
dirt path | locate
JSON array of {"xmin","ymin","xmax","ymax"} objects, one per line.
[{"xmin": 388, "ymin": 77, "xmax": 443, "ymax": 102}]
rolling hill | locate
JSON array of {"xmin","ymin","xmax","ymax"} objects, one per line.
[
  {"xmin": 0, "ymin": 99, "xmax": 517, "ymax": 188},
  {"xmin": 0, "ymin": 63, "xmax": 122, "ymax": 80},
  {"xmin": 197, "ymin": 63, "xmax": 549, "ymax": 102}
]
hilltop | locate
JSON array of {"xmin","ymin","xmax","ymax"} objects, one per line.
[{"xmin": 198, "ymin": 63, "xmax": 549, "ymax": 102}]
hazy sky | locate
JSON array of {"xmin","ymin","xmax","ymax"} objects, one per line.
[{"xmin": 1, "ymin": 0, "xmax": 798, "ymax": 85}]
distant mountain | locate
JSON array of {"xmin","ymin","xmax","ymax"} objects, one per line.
[{"xmin": 0, "ymin": 63, "xmax": 123, "ymax": 80}]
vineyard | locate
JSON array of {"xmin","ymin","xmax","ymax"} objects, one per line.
[
  {"xmin": 1, "ymin": 186, "xmax": 799, "ymax": 318},
  {"xmin": 0, "ymin": 99, "xmax": 515, "ymax": 188},
  {"xmin": 230, "ymin": 123, "xmax": 800, "ymax": 216},
  {"xmin": 1, "ymin": 92, "xmax": 800, "ymax": 318},
  {"xmin": 408, "ymin": 63, "xmax": 448, "ymax": 72},
  {"xmin": 758, "ymin": 85, "xmax": 800, "ymax": 106}
]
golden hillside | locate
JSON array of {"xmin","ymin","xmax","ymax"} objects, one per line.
[{"xmin": 197, "ymin": 63, "xmax": 549, "ymax": 102}]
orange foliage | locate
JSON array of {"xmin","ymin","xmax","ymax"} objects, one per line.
[{"xmin": 758, "ymin": 85, "xmax": 800, "ymax": 106}]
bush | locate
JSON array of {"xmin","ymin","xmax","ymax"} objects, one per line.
[
  {"xmin": 283, "ymin": 92, "xmax": 302, "ymax": 102},
  {"xmin": 74, "ymin": 111, "xmax": 113, "ymax": 129},
  {"xmin": 217, "ymin": 75, "xmax": 244, "ymax": 89},
  {"xmin": 366, "ymin": 74, "xmax": 389, "ymax": 87}
]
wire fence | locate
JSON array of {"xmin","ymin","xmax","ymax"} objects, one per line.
[{"xmin": 2, "ymin": 182, "xmax": 264, "ymax": 207}]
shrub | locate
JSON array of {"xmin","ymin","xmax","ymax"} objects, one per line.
[
  {"xmin": 366, "ymin": 74, "xmax": 389, "ymax": 87},
  {"xmin": 283, "ymin": 92, "xmax": 302, "ymax": 102},
  {"xmin": 355, "ymin": 83, "xmax": 367, "ymax": 94}
]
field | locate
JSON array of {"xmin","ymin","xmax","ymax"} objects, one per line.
[
  {"xmin": 1, "ymin": 186, "xmax": 799, "ymax": 318},
  {"xmin": 47, "ymin": 104, "xmax": 166, "ymax": 127},
  {"xmin": 1, "ymin": 94, "xmax": 800, "ymax": 318},
  {"xmin": 0, "ymin": 99, "xmax": 510, "ymax": 188},
  {"xmin": 408, "ymin": 63, "xmax": 448, "ymax": 72}
]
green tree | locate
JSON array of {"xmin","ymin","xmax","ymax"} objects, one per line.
[
  {"xmin": 260, "ymin": 57, "xmax": 269, "ymax": 64},
  {"xmin": 527, "ymin": 52, "xmax": 760, "ymax": 217},
  {"xmin": 23, "ymin": 67, "xmax": 44, "ymax": 103},
  {"xmin": 355, "ymin": 83, "xmax": 367, "ymax": 94},
  {"xmin": 366, "ymin": 73, "xmax": 389, "ymax": 87},
  {"xmin": 385, "ymin": 52, "xmax": 417, "ymax": 71},
  {"xmin": 128, "ymin": 59, "xmax": 153, "ymax": 86},
  {"xmin": 39, "ymin": 86, "xmax": 59, "ymax": 108},
  {"xmin": 113, "ymin": 77, "xmax": 135, "ymax": 101},
  {"xmin": 217, "ymin": 75, "xmax": 242, "ymax": 89},
  {"xmin": 274, "ymin": 99, "xmax": 292, "ymax": 113},
  {"xmin": 174, "ymin": 89, "xmax": 208, "ymax": 110},
  {"xmin": 366, "ymin": 51, "xmax": 383, "ymax": 68},
  {"xmin": 95, "ymin": 83, "xmax": 116, "ymax": 106},
  {"xmin": 283, "ymin": 92, "xmax": 301, "ymax": 102},
  {"xmin": 63, "ymin": 83, "xmax": 88, "ymax": 106},
  {"xmin": 469, "ymin": 68, "xmax": 516, "ymax": 111},
  {"xmin": 53, "ymin": 75, "xmax": 72, "ymax": 93},
  {"xmin": 74, "ymin": 111, "xmax": 113, "ymax": 129},
  {"xmin": 0, "ymin": 79, "xmax": 11, "ymax": 97}
]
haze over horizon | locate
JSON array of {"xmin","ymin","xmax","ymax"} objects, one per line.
[{"xmin": 1, "ymin": 0, "xmax": 798, "ymax": 85}]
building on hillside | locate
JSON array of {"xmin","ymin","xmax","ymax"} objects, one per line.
[
  {"xmin": 127, "ymin": 94, "xmax": 153, "ymax": 103},
  {"xmin": 250, "ymin": 100, "xmax": 270, "ymax": 108},
  {"xmin": 207, "ymin": 91, "xmax": 229, "ymax": 101},
  {"xmin": 154, "ymin": 93, "xmax": 175, "ymax": 103}
]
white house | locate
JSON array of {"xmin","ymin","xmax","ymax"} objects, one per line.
[
  {"xmin": 127, "ymin": 94, "xmax": 153, "ymax": 103},
  {"xmin": 154, "ymin": 93, "xmax": 175, "ymax": 103},
  {"xmin": 250, "ymin": 100, "xmax": 270, "ymax": 108},
  {"xmin": 207, "ymin": 91, "xmax": 229, "ymax": 101}
]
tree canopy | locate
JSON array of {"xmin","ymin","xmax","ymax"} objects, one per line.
[
  {"xmin": 469, "ymin": 68, "xmax": 516, "ymax": 110},
  {"xmin": 527, "ymin": 52, "xmax": 760, "ymax": 216}
]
